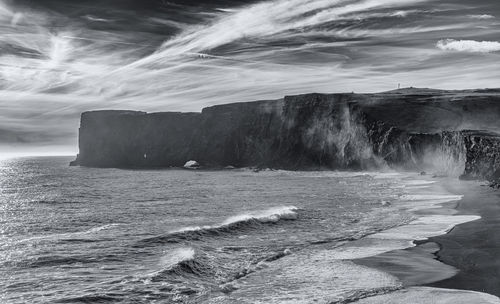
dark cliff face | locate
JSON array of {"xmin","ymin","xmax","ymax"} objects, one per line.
[
  {"xmin": 461, "ymin": 132, "xmax": 500, "ymax": 187},
  {"xmin": 194, "ymin": 100, "xmax": 283, "ymax": 167},
  {"xmin": 72, "ymin": 88, "xmax": 500, "ymax": 184},
  {"xmin": 76, "ymin": 110, "xmax": 202, "ymax": 167}
]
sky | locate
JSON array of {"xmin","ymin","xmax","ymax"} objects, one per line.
[{"xmin": 0, "ymin": 0, "xmax": 499, "ymax": 155}]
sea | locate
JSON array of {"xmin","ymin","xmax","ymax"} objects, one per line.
[{"xmin": 0, "ymin": 156, "xmax": 498, "ymax": 303}]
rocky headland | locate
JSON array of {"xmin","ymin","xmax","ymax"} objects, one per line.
[{"xmin": 70, "ymin": 88, "xmax": 500, "ymax": 186}]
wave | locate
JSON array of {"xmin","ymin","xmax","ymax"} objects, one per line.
[
  {"xmin": 54, "ymin": 294, "xmax": 122, "ymax": 303},
  {"xmin": 136, "ymin": 206, "xmax": 299, "ymax": 245},
  {"xmin": 143, "ymin": 247, "xmax": 219, "ymax": 283},
  {"xmin": 335, "ymin": 286, "xmax": 403, "ymax": 304},
  {"xmin": 35, "ymin": 199, "xmax": 85, "ymax": 205},
  {"xmin": 159, "ymin": 248, "xmax": 195, "ymax": 269},
  {"xmin": 397, "ymin": 194, "xmax": 463, "ymax": 212},
  {"xmin": 26, "ymin": 255, "xmax": 97, "ymax": 268},
  {"xmin": 20, "ymin": 223, "xmax": 121, "ymax": 243}
]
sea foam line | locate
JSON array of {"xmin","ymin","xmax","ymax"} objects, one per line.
[{"xmin": 324, "ymin": 174, "xmax": 479, "ymax": 261}]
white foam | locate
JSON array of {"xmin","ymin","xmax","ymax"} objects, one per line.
[
  {"xmin": 85, "ymin": 223, "xmax": 121, "ymax": 234},
  {"xmin": 396, "ymin": 194, "xmax": 464, "ymax": 211},
  {"xmin": 143, "ymin": 247, "xmax": 196, "ymax": 279},
  {"xmin": 159, "ymin": 247, "xmax": 195, "ymax": 270},
  {"xmin": 400, "ymin": 194, "xmax": 463, "ymax": 202},
  {"xmin": 210, "ymin": 174, "xmax": 487, "ymax": 303},
  {"xmin": 222, "ymin": 206, "xmax": 298, "ymax": 225},
  {"xmin": 402, "ymin": 180, "xmax": 437, "ymax": 186},
  {"xmin": 369, "ymin": 215, "xmax": 480, "ymax": 241},
  {"xmin": 209, "ymin": 249, "xmax": 401, "ymax": 304},
  {"xmin": 319, "ymin": 175, "xmax": 479, "ymax": 264},
  {"xmin": 171, "ymin": 225, "xmax": 210, "ymax": 233},
  {"xmin": 327, "ymin": 238, "xmax": 416, "ymax": 260},
  {"xmin": 170, "ymin": 206, "xmax": 299, "ymax": 234},
  {"xmin": 355, "ymin": 287, "xmax": 500, "ymax": 304},
  {"xmin": 401, "ymin": 180, "xmax": 437, "ymax": 189},
  {"xmin": 369, "ymin": 172, "xmax": 405, "ymax": 179}
]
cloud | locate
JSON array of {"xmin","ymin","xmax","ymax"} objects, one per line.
[
  {"xmin": 468, "ymin": 14, "xmax": 495, "ymax": 20},
  {"xmin": 436, "ymin": 39, "xmax": 500, "ymax": 53},
  {"xmin": 125, "ymin": 0, "xmax": 431, "ymax": 68}
]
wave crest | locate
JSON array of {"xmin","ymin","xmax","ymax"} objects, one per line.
[
  {"xmin": 137, "ymin": 206, "xmax": 299, "ymax": 246},
  {"xmin": 147, "ymin": 247, "xmax": 216, "ymax": 280}
]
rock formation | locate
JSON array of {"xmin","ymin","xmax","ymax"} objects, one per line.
[
  {"xmin": 460, "ymin": 131, "xmax": 500, "ymax": 187},
  {"xmin": 70, "ymin": 88, "xmax": 500, "ymax": 185}
]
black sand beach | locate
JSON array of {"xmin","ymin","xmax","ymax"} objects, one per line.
[
  {"xmin": 427, "ymin": 181, "xmax": 500, "ymax": 296},
  {"xmin": 355, "ymin": 178, "xmax": 500, "ymax": 299}
]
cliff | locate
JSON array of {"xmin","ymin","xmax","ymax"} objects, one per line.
[
  {"xmin": 461, "ymin": 131, "xmax": 500, "ymax": 187},
  {"xmin": 71, "ymin": 88, "xmax": 500, "ymax": 185}
]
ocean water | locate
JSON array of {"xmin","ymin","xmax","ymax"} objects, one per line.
[{"xmin": 0, "ymin": 157, "xmax": 494, "ymax": 303}]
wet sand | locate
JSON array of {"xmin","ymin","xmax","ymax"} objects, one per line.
[
  {"xmin": 355, "ymin": 287, "xmax": 500, "ymax": 304},
  {"xmin": 354, "ymin": 178, "xmax": 500, "ymax": 300},
  {"xmin": 426, "ymin": 181, "xmax": 500, "ymax": 296},
  {"xmin": 355, "ymin": 241, "xmax": 457, "ymax": 286}
]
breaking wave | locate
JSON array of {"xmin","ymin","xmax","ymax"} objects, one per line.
[
  {"xmin": 136, "ymin": 206, "xmax": 299, "ymax": 245},
  {"xmin": 146, "ymin": 247, "xmax": 212, "ymax": 280}
]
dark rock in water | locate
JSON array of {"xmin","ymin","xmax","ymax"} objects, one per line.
[
  {"xmin": 70, "ymin": 89, "xmax": 500, "ymax": 184},
  {"xmin": 420, "ymin": 171, "xmax": 427, "ymax": 176}
]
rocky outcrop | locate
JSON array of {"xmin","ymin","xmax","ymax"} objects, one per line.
[
  {"xmin": 460, "ymin": 131, "xmax": 500, "ymax": 188},
  {"xmin": 71, "ymin": 88, "xmax": 500, "ymax": 184}
]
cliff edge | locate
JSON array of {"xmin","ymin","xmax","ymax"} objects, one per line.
[{"xmin": 71, "ymin": 88, "xmax": 500, "ymax": 185}]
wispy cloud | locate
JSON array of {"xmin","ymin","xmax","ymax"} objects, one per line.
[
  {"xmin": 126, "ymin": 0, "xmax": 431, "ymax": 67},
  {"xmin": 468, "ymin": 14, "xmax": 495, "ymax": 20},
  {"xmin": 436, "ymin": 39, "xmax": 500, "ymax": 53}
]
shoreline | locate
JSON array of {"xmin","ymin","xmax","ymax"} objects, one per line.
[
  {"xmin": 211, "ymin": 171, "xmax": 500, "ymax": 303},
  {"xmin": 351, "ymin": 175, "xmax": 500, "ymax": 303},
  {"xmin": 425, "ymin": 180, "xmax": 500, "ymax": 296}
]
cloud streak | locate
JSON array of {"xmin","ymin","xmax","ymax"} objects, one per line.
[
  {"xmin": 437, "ymin": 39, "xmax": 500, "ymax": 53},
  {"xmin": 468, "ymin": 14, "xmax": 495, "ymax": 20}
]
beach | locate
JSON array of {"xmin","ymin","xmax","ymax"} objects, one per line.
[
  {"xmin": 354, "ymin": 177, "xmax": 500, "ymax": 303},
  {"xmin": 428, "ymin": 181, "xmax": 500, "ymax": 296}
]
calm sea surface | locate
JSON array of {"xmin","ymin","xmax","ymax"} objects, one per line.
[{"xmin": 0, "ymin": 157, "xmax": 461, "ymax": 303}]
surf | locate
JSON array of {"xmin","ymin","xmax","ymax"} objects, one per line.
[{"xmin": 136, "ymin": 206, "xmax": 299, "ymax": 245}]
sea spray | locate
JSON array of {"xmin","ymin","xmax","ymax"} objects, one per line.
[
  {"xmin": 283, "ymin": 96, "xmax": 386, "ymax": 169},
  {"xmin": 159, "ymin": 247, "xmax": 196, "ymax": 270},
  {"xmin": 136, "ymin": 206, "xmax": 299, "ymax": 245},
  {"xmin": 420, "ymin": 132, "xmax": 466, "ymax": 177}
]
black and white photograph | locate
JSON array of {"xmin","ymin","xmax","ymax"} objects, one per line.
[{"xmin": 1, "ymin": 0, "xmax": 500, "ymax": 303}]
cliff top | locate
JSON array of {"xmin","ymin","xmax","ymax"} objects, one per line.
[
  {"xmin": 380, "ymin": 87, "xmax": 500, "ymax": 96},
  {"xmin": 81, "ymin": 88, "xmax": 500, "ymax": 124}
]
